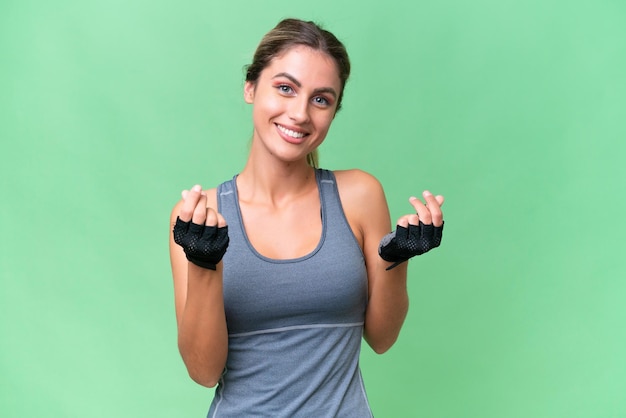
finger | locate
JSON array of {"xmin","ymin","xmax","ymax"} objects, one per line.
[
  {"xmin": 406, "ymin": 214, "xmax": 420, "ymax": 226},
  {"xmin": 409, "ymin": 196, "xmax": 432, "ymax": 224},
  {"xmin": 191, "ymin": 192, "xmax": 208, "ymax": 225},
  {"xmin": 179, "ymin": 185, "xmax": 203, "ymax": 222},
  {"xmin": 216, "ymin": 212, "xmax": 228, "ymax": 228},
  {"xmin": 396, "ymin": 215, "xmax": 413, "ymax": 228},
  {"xmin": 422, "ymin": 191, "xmax": 444, "ymax": 227},
  {"xmin": 425, "ymin": 192, "xmax": 445, "ymax": 208},
  {"xmin": 205, "ymin": 207, "xmax": 218, "ymax": 227}
]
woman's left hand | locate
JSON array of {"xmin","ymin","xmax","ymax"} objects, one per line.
[
  {"xmin": 400, "ymin": 190, "xmax": 444, "ymax": 228},
  {"xmin": 378, "ymin": 190, "xmax": 445, "ymax": 270}
]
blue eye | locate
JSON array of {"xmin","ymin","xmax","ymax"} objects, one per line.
[
  {"xmin": 277, "ymin": 84, "xmax": 294, "ymax": 94},
  {"xmin": 313, "ymin": 96, "xmax": 330, "ymax": 106}
]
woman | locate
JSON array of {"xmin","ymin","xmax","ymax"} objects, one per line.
[{"xmin": 169, "ymin": 18, "xmax": 445, "ymax": 417}]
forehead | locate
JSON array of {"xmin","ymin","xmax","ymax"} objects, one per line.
[{"xmin": 262, "ymin": 45, "xmax": 342, "ymax": 89}]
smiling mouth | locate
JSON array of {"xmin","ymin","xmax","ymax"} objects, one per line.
[{"xmin": 276, "ymin": 124, "xmax": 308, "ymax": 139}]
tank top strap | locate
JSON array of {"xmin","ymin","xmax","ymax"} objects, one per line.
[
  {"xmin": 216, "ymin": 175, "xmax": 237, "ymax": 214},
  {"xmin": 316, "ymin": 168, "xmax": 351, "ymax": 234}
]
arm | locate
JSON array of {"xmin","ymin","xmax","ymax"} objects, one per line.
[
  {"xmin": 169, "ymin": 185, "xmax": 228, "ymax": 387},
  {"xmin": 337, "ymin": 170, "xmax": 444, "ymax": 354}
]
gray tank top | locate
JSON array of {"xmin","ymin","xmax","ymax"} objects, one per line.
[{"xmin": 209, "ymin": 169, "xmax": 372, "ymax": 417}]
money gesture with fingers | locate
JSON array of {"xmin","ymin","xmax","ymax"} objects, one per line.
[
  {"xmin": 173, "ymin": 185, "xmax": 229, "ymax": 270},
  {"xmin": 379, "ymin": 190, "xmax": 445, "ymax": 270}
]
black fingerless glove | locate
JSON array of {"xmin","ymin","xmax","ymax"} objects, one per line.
[
  {"xmin": 173, "ymin": 217, "xmax": 230, "ymax": 270},
  {"xmin": 378, "ymin": 221, "xmax": 444, "ymax": 270}
]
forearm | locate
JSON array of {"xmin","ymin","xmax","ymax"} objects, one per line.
[
  {"xmin": 177, "ymin": 263, "xmax": 228, "ymax": 387},
  {"xmin": 363, "ymin": 262, "xmax": 409, "ymax": 354}
]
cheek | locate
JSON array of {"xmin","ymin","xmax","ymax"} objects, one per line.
[
  {"xmin": 252, "ymin": 93, "xmax": 283, "ymax": 120},
  {"xmin": 314, "ymin": 113, "xmax": 335, "ymax": 134}
]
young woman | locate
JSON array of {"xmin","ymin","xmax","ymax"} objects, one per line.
[{"xmin": 169, "ymin": 18, "xmax": 445, "ymax": 417}]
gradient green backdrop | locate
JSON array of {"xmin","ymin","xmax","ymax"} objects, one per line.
[{"xmin": 2, "ymin": 0, "xmax": 625, "ymax": 417}]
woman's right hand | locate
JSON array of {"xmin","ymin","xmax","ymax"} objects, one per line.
[
  {"xmin": 169, "ymin": 184, "xmax": 229, "ymax": 387},
  {"xmin": 173, "ymin": 185, "xmax": 229, "ymax": 270}
]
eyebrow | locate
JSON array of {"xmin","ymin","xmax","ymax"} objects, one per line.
[{"xmin": 272, "ymin": 72, "xmax": 338, "ymax": 99}]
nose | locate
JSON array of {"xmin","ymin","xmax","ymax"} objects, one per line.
[{"xmin": 287, "ymin": 96, "xmax": 310, "ymax": 123}]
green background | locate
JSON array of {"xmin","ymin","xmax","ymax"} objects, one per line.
[{"xmin": 2, "ymin": 0, "xmax": 625, "ymax": 416}]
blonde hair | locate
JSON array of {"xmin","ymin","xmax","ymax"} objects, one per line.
[{"xmin": 306, "ymin": 149, "xmax": 319, "ymax": 168}]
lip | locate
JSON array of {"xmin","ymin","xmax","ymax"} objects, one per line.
[{"xmin": 275, "ymin": 123, "xmax": 309, "ymax": 144}]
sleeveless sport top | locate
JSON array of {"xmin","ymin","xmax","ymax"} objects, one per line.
[{"xmin": 209, "ymin": 168, "xmax": 372, "ymax": 417}]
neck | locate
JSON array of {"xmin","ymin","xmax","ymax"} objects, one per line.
[{"xmin": 237, "ymin": 155, "xmax": 317, "ymax": 207}]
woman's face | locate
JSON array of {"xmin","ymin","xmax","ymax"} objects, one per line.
[{"xmin": 244, "ymin": 45, "xmax": 342, "ymax": 164}]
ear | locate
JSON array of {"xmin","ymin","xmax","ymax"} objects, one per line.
[{"xmin": 243, "ymin": 81, "xmax": 255, "ymax": 104}]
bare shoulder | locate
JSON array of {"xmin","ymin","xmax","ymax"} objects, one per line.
[
  {"xmin": 333, "ymin": 169, "xmax": 390, "ymax": 243},
  {"xmin": 333, "ymin": 169, "xmax": 386, "ymax": 205}
]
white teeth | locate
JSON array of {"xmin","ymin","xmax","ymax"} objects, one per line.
[{"xmin": 277, "ymin": 124, "xmax": 306, "ymax": 138}]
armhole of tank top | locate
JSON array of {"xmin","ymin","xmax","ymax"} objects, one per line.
[{"xmin": 323, "ymin": 169, "xmax": 365, "ymax": 260}]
